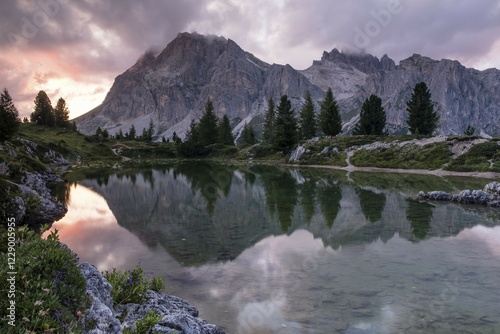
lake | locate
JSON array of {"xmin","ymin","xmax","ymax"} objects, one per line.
[{"xmin": 49, "ymin": 163, "xmax": 500, "ymax": 333}]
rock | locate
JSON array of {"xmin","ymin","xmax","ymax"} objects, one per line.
[
  {"xmin": 289, "ymin": 145, "xmax": 308, "ymax": 162},
  {"xmin": 484, "ymin": 182, "xmax": 500, "ymax": 196},
  {"xmin": 79, "ymin": 262, "xmax": 224, "ymax": 334},
  {"xmin": 75, "ymin": 32, "xmax": 500, "ymax": 139},
  {"xmin": 80, "ymin": 263, "xmax": 122, "ymax": 334},
  {"xmin": 117, "ymin": 291, "xmax": 224, "ymax": 334},
  {"xmin": 15, "ymin": 171, "xmax": 67, "ymax": 224},
  {"xmin": 419, "ymin": 183, "xmax": 500, "ymax": 208},
  {"xmin": 44, "ymin": 149, "xmax": 70, "ymax": 166}
]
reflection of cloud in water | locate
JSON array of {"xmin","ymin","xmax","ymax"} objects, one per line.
[
  {"xmin": 46, "ymin": 184, "xmax": 149, "ymax": 271},
  {"xmin": 456, "ymin": 225, "xmax": 500, "ymax": 257},
  {"xmin": 350, "ymin": 305, "xmax": 398, "ymax": 334},
  {"xmin": 236, "ymin": 293, "xmax": 303, "ymax": 334}
]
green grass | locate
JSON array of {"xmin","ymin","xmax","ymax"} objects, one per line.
[
  {"xmin": 445, "ymin": 141, "xmax": 500, "ymax": 172},
  {"xmin": 351, "ymin": 142, "xmax": 453, "ymax": 169},
  {"xmin": 17, "ymin": 123, "xmax": 119, "ymax": 165}
]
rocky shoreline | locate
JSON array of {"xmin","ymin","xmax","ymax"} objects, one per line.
[
  {"xmin": 418, "ymin": 182, "xmax": 500, "ymax": 207},
  {"xmin": 80, "ymin": 263, "xmax": 224, "ymax": 334}
]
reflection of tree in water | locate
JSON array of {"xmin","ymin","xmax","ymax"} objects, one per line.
[
  {"xmin": 259, "ymin": 167, "xmax": 298, "ymax": 232},
  {"xmin": 175, "ymin": 163, "xmax": 235, "ymax": 214},
  {"xmin": 300, "ymin": 180, "xmax": 316, "ymax": 225},
  {"xmin": 407, "ymin": 199, "xmax": 434, "ymax": 240},
  {"xmin": 317, "ymin": 179, "xmax": 342, "ymax": 228},
  {"xmin": 52, "ymin": 181, "xmax": 75, "ymax": 207},
  {"xmin": 356, "ymin": 188, "xmax": 386, "ymax": 223}
]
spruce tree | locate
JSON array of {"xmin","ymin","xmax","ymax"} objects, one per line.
[
  {"xmin": 242, "ymin": 123, "xmax": 257, "ymax": 146},
  {"xmin": 262, "ymin": 97, "xmax": 275, "ymax": 144},
  {"xmin": 198, "ymin": 99, "xmax": 219, "ymax": 146},
  {"xmin": 128, "ymin": 124, "xmax": 136, "ymax": 139},
  {"xmin": 273, "ymin": 95, "xmax": 298, "ymax": 154},
  {"xmin": 318, "ymin": 88, "xmax": 342, "ymax": 136},
  {"xmin": 53, "ymin": 97, "xmax": 70, "ymax": 128},
  {"xmin": 353, "ymin": 94, "xmax": 386, "ymax": 135},
  {"xmin": 218, "ymin": 114, "xmax": 234, "ymax": 145},
  {"xmin": 406, "ymin": 82, "xmax": 439, "ymax": 135},
  {"xmin": 31, "ymin": 90, "xmax": 54, "ymax": 126},
  {"xmin": 299, "ymin": 91, "xmax": 317, "ymax": 140},
  {"xmin": 0, "ymin": 88, "xmax": 20, "ymax": 141}
]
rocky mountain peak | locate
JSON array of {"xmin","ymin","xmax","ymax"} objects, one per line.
[
  {"xmin": 75, "ymin": 32, "xmax": 500, "ymax": 139},
  {"xmin": 320, "ymin": 48, "xmax": 390, "ymax": 74}
]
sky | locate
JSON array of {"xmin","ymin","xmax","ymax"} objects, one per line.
[{"xmin": 1, "ymin": 0, "xmax": 500, "ymax": 119}]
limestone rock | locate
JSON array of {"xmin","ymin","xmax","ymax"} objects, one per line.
[
  {"xmin": 75, "ymin": 32, "xmax": 500, "ymax": 140},
  {"xmin": 80, "ymin": 263, "xmax": 121, "ymax": 334}
]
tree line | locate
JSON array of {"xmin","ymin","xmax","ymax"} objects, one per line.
[
  {"xmin": 29, "ymin": 90, "xmax": 75, "ymax": 130},
  {"xmin": 179, "ymin": 99, "xmax": 235, "ymax": 156},
  {"xmin": 259, "ymin": 81, "xmax": 440, "ymax": 153}
]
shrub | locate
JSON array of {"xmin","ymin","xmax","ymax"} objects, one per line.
[
  {"xmin": 103, "ymin": 265, "xmax": 165, "ymax": 306},
  {"xmin": 0, "ymin": 227, "xmax": 89, "ymax": 334}
]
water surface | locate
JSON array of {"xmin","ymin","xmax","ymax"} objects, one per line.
[{"xmin": 50, "ymin": 164, "xmax": 500, "ymax": 333}]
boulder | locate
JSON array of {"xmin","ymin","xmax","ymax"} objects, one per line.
[{"xmin": 79, "ymin": 263, "xmax": 225, "ymax": 334}]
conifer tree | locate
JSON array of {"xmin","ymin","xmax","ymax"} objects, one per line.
[
  {"xmin": 262, "ymin": 97, "xmax": 275, "ymax": 144},
  {"xmin": 198, "ymin": 99, "xmax": 219, "ymax": 146},
  {"xmin": 273, "ymin": 95, "xmax": 298, "ymax": 154},
  {"xmin": 30, "ymin": 90, "xmax": 54, "ymax": 126},
  {"xmin": 0, "ymin": 88, "xmax": 20, "ymax": 140},
  {"xmin": 406, "ymin": 82, "xmax": 439, "ymax": 135},
  {"xmin": 318, "ymin": 88, "xmax": 342, "ymax": 136},
  {"xmin": 353, "ymin": 94, "xmax": 386, "ymax": 135},
  {"xmin": 242, "ymin": 123, "xmax": 257, "ymax": 146},
  {"xmin": 128, "ymin": 124, "xmax": 136, "ymax": 139},
  {"xmin": 299, "ymin": 91, "xmax": 317, "ymax": 140},
  {"xmin": 218, "ymin": 114, "xmax": 234, "ymax": 145},
  {"xmin": 53, "ymin": 97, "xmax": 70, "ymax": 128}
]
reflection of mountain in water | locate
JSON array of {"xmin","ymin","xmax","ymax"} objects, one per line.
[{"xmin": 80, "ymin": 164, "xmax": 500, "ymax": 266}]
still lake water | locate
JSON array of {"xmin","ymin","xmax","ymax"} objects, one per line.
[{"xmin": 50, "ymin": 163, "xmax": 500, "ymax": 333}]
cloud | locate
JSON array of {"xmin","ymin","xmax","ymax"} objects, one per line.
[{"xmin": 1, "ymin": 0, "xmax": 499, "ymax": 118}]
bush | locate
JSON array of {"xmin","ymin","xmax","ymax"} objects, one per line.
[
  {"xmin": 0, "ymin": 227, "xmax": 89, "ymax": 333},
  {"xmin": 103, "ymin": 265, "xmax": 165, "ymax": 306}
]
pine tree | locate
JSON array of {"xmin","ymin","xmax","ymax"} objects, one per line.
[
  {"xmin": 353, "ymin": 94, "xmax": 386, "ymax": 135},
  {"xmin": 262, "ymin": 97, "xmax": 275, "ymax": 144},
  {"xmin": 273, "ymin": 95, "xmax": 298, "ymax": 154},
  {"xmin": 31, "ymin": 91, "xmax": 54, "ymax": 126},
  {"xmin": 30, "ymin": 90, "xmax": 55, "ymax": 126},
  {"xmin": 0, "ymin": 88, "xmax": 20, "ymax": 141},
  {"xmin": 116, "ymin": 129, "xmax": 124, "ymax": 139},
  {"xmin": 406, "ymin": 82, "xmax": 439, "ymax": 135},
  {"xmin": 172, "ymin": 131, "xmax": 182, "ymax": 144},
  {"xmin": 53, "ymin": 97, "xmax": 70, "ymax": 128},
  {"xmin": 198, "ymin": 99, "xmax": 219, "ymax": 146},
  {"xmin": 128, "ymin": 124, "xmax": 136, "ymax": 139},
  {"xmin": 318, "ymin": 88, "xmax": 342, "ymax": 136},
  {"xmin": 242, "ymin": 123, "xmax": 257, "ymax": 146},
  {"xmin": 299, "ymin": 91, "xmax": 317, "ymax": 140},
  {"xmin": 218, "ymin": 114, "xmax": 234, "ymax": 145}
]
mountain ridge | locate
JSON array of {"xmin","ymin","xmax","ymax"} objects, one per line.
[{"xmin": 75, "ymin": 32, "xmax": 500, "ymax": 139}]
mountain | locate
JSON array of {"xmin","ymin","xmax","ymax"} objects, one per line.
[{"xmin": 75, "ymin": 32, "xmax": 500, "ymax": 139}]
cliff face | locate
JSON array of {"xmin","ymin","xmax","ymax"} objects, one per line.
[{"xmin": 75, "ymin": 32, "xmax": 500, "ymax": 139}]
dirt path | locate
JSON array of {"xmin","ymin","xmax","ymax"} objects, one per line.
[{"xmin": 111, "ymin": 144, "xmax": 132, "ymax": 168}]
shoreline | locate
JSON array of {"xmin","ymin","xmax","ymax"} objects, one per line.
[{"xmin": 284, "ymin": 163, "xmax": 500, "ymax": 179}]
